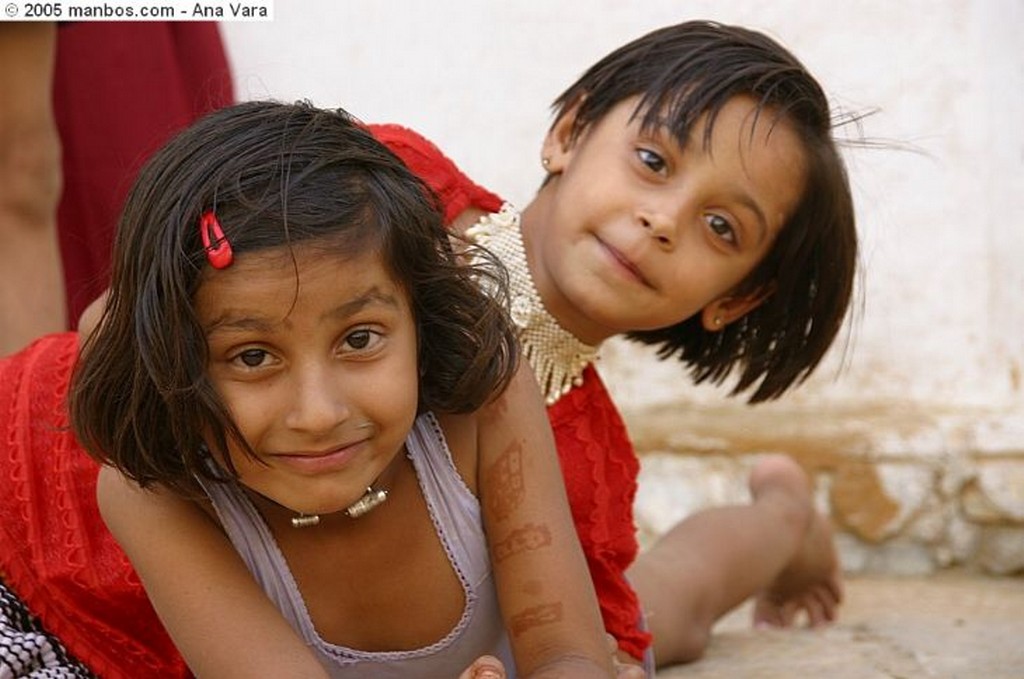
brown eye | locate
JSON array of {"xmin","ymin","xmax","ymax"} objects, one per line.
[
  {"xmin": 347, "ymin": 330, "xmax": 371, "ymax": 349},
  {"xmin": 637, "ymin": 148, "xmax": 667, "ymax": 174},
  {"xmin": 340, "ymin": 328, "xmax": 384, "ymax": 356},
  {"xmin": 238, "ymin": 349, "xmax": 266, "ymax": 367},
  {"xmin": 704, "ymin": 214, "xmax": 737, "ymax": 244}
]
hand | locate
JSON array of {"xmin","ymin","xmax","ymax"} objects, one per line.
[
  {"xmin": 614, "ymin": 658, "xmax": 646, "ymax": 679},
  {"xmin": 458, "ymin": 655, "xmax": 506, "ymax": 679},
  {"xmin": 607, "ymin": 634, "xmax": 646, "ymax": 679}
]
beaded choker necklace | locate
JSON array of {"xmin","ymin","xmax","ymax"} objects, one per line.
[{"xmin": 466, "ymin": 203, "xmax": 599, "ymax": 405}]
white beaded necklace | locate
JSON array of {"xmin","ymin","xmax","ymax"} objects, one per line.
[{"xmin": 466, "ymin": 203, "xmax": 599, "ymax": 405}]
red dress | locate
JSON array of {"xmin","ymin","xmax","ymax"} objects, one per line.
[
  {"xmin": 0, "ymin": 334, "xmax": 189, "ymax": 678},
  {"xmin": 53, "ymin": 23, "xmax": 234, "ymax": 327},
  {"xmin": 372, "ymin": 124, "xmax": 652, "ymax": 659}
]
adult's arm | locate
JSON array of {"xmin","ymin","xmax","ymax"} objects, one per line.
[{"xmin": 0, "ymin": 23, "xmax": 66, "ymax": 355}]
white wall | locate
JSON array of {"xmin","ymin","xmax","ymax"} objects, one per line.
[{"xmin": 221, "ymin": 0, "xmax": 1024, "ymax": 414}]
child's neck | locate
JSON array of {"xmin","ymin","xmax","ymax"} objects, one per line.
[
  {"xmin": 246, "ymin": 445, "xmax": 410, "ymax": 532},
  {"xmin": 520, "ymin": 193, "xmax": 613, "ymax": 347}
]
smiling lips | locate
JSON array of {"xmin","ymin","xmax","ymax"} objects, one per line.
[
  {"xmin": 271, "ymin": 439, "xmax": 368, "ymax": 474},
  {"xmin": 597, "ymin": 237, "xmax": 653, "ymax": 288}
]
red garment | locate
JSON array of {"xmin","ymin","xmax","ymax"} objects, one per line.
[
  {"xmin": 0, "ymin": 334, "xmax": 190, "ymax": 678},
  {"xmin": 53, "ymin": 23, "xmax": 234, "ymax": 327},
  {"xmin": 371, "ymin": 124, "xmax": 652, "ymax": 660}
]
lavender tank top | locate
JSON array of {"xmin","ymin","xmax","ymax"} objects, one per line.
[{"xmin": 198, "ymin": 413, "xmax": 515, "ymax": 678}]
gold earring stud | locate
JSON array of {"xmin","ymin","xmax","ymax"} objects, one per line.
[{"xmin": 713, "ymin": 316, "xmax": 723, "ymax": 327}]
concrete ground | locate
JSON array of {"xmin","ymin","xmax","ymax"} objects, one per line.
[{"xmin": 654, "ymin": 571, "xmax": 1024, "ymax": 679}]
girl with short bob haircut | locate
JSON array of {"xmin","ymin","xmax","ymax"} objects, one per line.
[{"xmin": 548, "ymin": 19, "xmax": 856, "ymax": 402}]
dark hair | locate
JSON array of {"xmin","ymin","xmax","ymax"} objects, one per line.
[
  {"xmin": 70, "ymin": 100, "xmax": 518, "ymax": 495},
  {"xmin": 552, "ymin": 20, "xmax": 857, "ymax": 403}
]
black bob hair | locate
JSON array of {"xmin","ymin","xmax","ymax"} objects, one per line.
[{"xmin": 552, "ymin": 20, "xmax": 857, "ymax": 403}]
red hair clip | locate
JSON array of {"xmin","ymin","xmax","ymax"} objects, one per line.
[{"xmin": 199, "ymin": 210, "xmax": 233, "ymax": 269}]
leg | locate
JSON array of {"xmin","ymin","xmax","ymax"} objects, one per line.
[{"xmin": 627, "ymin": 454, "xmax": 842, "ymax": 666}]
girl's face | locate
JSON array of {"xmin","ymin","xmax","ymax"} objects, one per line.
[
  {"xmin": 195, "ymin": 241, "xmax": 419, "ymax": 518},
  {"xmin": 534, "ymin": 95, "xmax": 807, "ymax": 344}
]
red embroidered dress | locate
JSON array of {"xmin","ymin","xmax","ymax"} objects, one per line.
[{"xmin": 0, "ymin": 334, "xmax": 189, "ymax": 678}]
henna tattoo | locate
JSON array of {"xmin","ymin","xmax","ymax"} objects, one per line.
[
  {"xmin": 493, "ymin": 523, "xmax": 552, "ymax": 564},
  {"xmin": 510, "ymin": 602, "xmax": 564, "ymax": 637},
  {"xmin": 485, "ymin": 439, "xmax": 524, "ymax": 521}
]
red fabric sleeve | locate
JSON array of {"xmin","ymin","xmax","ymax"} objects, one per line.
[
  {"xmin": 0, "ymin": 334, "xmax": 190, "ymax": 678},
  {"xmin": 369, "ymin": 123, "xmax": 504, "ymax": 222}
]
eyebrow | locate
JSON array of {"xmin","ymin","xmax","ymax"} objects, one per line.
[
  {"xmin": 733, "ymin": 192, "xmax": 769, "ymax": 246},
  {"xmin": 327, "ymin": 287, "xmax": 400, "ymax": 320},
  {"xmin": 204, "ymin": 286, "xmax": 401, "ymax": 334}
]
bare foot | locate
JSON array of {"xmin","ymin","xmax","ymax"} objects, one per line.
[{"xmin": 749, "ymin": 456, "xmax": 843, "ymax": 629}]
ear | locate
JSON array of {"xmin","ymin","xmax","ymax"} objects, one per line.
[
  {"xmin": 541, "ymin": 101, "xmax": 582, "ymax": 173},
  {"xmin": 700, "ymin": 287, "xmax": 773, "ymax": 331}
]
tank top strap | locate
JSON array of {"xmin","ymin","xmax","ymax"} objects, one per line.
[
  {"xmin": 196, "ymin": 471, "xmax": 317, "ymax": 639},
  {"xmin": 405, "ymin": 413, "xmax": 490, "ymax": 587}
]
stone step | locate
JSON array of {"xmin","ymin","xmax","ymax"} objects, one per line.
[{"xmin": 655, "ymin": 572, "xmax": 1024, "ymax": 678}]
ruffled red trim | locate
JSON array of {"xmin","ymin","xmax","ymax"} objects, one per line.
[
  {"xmin": 0, "ymin": 334, "xmax": 190, "ymax": 678},
  {"xmin": 549, "ymin": 366, "xmax": 650, "ymax": 660},
  {"xmin": 369, "ymin": 123, "xmax": 504, "ymax": 222}
]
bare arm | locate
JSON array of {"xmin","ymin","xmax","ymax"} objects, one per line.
[
  {"xmin": 0, "ymin": 23, "xmax": 65, "ymax": 354},
  {"xmin": 476, "ymin": 363, "xmax": 614, "ymax": 678},
  {"xmin": 96, "ymin": 466, "xmax": 329, "ymax": 678}
]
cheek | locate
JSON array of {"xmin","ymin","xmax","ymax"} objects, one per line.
[
  {"xmin": 216, "ymin": 384, "xmax": 272, "ymax": 436},
  {"xmin": 207, "ymin": 382, "xmax": 287, "ymax": 468},
  {"xmin": 392, "ymin": 346, "xmax": 422, "ymax": 407},
  {"xmin": 368, "ymin": 335, "xmax": 421, "ymax": 418}
]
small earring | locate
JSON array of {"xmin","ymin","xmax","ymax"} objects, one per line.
[
  {"xmin": 713, "ymin": 316, "xmax": 724, "ymax": 327},
  {"xmin": 542, "ymin": 157, "xmax": 551, "ymax": 169}
]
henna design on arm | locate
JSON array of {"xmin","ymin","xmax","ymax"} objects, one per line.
[
  {"xmin": 509, "ymin": 602, "xmax": 564, "ymax": 638},
  {"xmin": 485, "ymin": 439, "xmax": 524, "ymax": 521},
  {"xmin": 493, "ymin": 523, "xmax": 552, "ymax": 564}
]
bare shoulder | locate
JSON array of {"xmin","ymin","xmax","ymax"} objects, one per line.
[
  {"xmin": 429, "ymin": 365, "xmax": 548, "ymax": 504},
  {"xmin": 96, "ymin": 465, "xmax": 220, "ymax": 536}
]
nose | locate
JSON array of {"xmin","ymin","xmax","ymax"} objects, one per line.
[
  {"xmin": 284, "ymin": 362, "xmax": 351, "ymax": 434},
  {"xmin": 641, "ymin": 215, "xmax": 675, "ymax": 248},
  {"xmin": 638, "ymin": 194, "xmax": 683, "ymax": 250}
]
